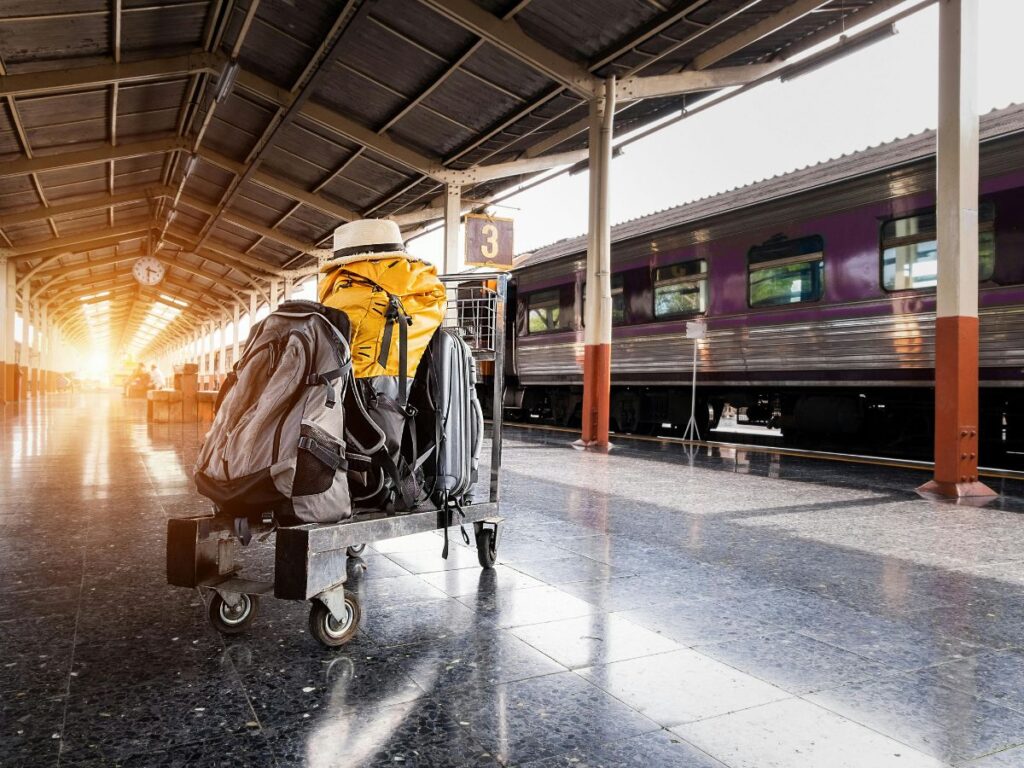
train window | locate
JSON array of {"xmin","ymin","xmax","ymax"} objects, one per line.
[
  {"xmin": 653, "ymin": 259, "xmax": 707, "ymax": 318},
  {"xmin": 748, "ymin": 235, "xmax": 824, "ymax": 307},
  {"xmin": 881, "ymin": 202, "xmax": 995, "ymax": 290},
  {"xmin": 526, "ymin": 289, "xmax": 567, "ymax": 333}
]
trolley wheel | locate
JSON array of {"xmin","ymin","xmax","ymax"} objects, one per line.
[
  {"xmin": 476, "ymin": 527, "xmax": 498, "ymax": 569},
  {"xmin": 208, "ymin": 593, "xmax": 259, "ymax": 635},
  {"xmin": 346, "ymin": 544, "xmax": 366, "ymax": 556},
  {"xmin": 308, "ymin": 593, "xmax": 361, "ymax": 647}
]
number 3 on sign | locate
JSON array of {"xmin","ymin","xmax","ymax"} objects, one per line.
[
  {"xmin": 480, "ymin": 223, "xmax": 499, "ymax": 260},
  {"xmin": 464, "ymin": 213, "xmax": 512, "ymax": 268}
]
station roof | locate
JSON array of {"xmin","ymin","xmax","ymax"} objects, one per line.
[
  {"xmin": 516, "ymin": 102, "xmax": 1024, "ymax": 269},
  {"xmin": 0, "ymin": 0, "xmax": 917, "ymax": 355}
]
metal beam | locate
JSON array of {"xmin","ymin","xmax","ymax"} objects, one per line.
[
  {"xmin": 444, "ymin": 147, "xmax": 589, "ymax": 185},
  {"xmin": 415, "ymin": 0, "xmax": 597, "ymax": 97},
  {"xmin": 0, "ymin": 186, "xmax": 170, "ymax": 228},
  {"xmin": 0, "ymin": 52, "xmax": 222, "ymax": 98},
  {"xmin": 196, "ymin": 146, "xmax": 360, "ymax": 222},
  {"xmin": 10, "ymin": 225, "xmax": 152, "ymax": 261},
  {"xmin": 513, "ymin": 1, "xmax": 858, "ymax": 164},
  {"xmin": 22, "ymin": 246, "xmax": 143, "ymax": 290},
  {"xmin": 177, "ymin": 193, "xmax": 326, "ymax": 255},
  {"xmin": 616, "ymin": 63, "xmax": 785, "ymax": 101},
  {"xmin": 0, "ymin": 138, "xmax": 189, "ymax": 179},
  {"xmin": 234, "ymin": 69, "xmax": 447, "ymax": 180},
  {"xmin": 164, "ymin": 228, "xmax": 283, "ymax": 277}
]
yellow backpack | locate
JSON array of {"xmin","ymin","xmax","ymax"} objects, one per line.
[{"xmin": 319, "ymin": 256, "xmax": 446, "ymax": 382}]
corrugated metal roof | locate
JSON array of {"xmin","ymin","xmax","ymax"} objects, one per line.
[
  {"xmin": 0, "ymin": 0, "xmax": 923, "ymax": 354},
  {"xmin": 516, "ymin": 102, "xmax": 1024, "ymax": 269}
]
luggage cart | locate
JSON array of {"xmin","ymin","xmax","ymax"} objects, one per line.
[{"xmin": 166, "ymin": 273, "xmax": 508, "ymax": 646}]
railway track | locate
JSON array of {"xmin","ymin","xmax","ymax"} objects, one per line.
[{"xmin": 500, "ymin": 419, "xmax": 1024, "ymax": 483}]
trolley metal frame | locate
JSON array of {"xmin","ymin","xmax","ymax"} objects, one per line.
[{"xmin": 166, "ymin": 273, "xmax": 509, "ymax": 645}]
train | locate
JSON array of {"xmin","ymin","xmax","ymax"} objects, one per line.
[{"xmin": 487, "ymin": 104, "xmax": 1024, "ymax": 464}]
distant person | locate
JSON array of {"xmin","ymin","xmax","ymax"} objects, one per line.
[
  {"xmin": 124, "ymin": 363, "xmax": 148, "ymax": 396},
  {"xmin": 150, "ymin": 364, "xmax": 166, "ymax": 390}
]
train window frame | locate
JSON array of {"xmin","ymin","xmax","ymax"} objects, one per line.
[
  {"xmin": 879, "ymin": 201, "xmax": 996, "ymax": 292},
  {"xmin": 525, "ymin": 287, "xmax": 569, "ymax": 335},
  {"xmin": 747, "ymin": 235, "xmax": 825, "ymax": 308},
  {"xmin": 652, "ymin": 258, "xmax": 708, "ymax": 319}
]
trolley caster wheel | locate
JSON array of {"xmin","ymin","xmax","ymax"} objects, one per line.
[
  {"xmin": 208, "ymin": 593, "xmax": 259, "ymax": 635},
  {"xmin": 346, "ymin": 544, "xmax": 366, "ymax": 556},
  {"xmin": 476, "ymin": 527, "xmax": 498, "ymax": 569},
  {"xmin": 309, "ymin": 593, "xmax": 361, "ymax": 647}
]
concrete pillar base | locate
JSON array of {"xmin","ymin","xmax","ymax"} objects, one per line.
[
  {"xmin": 571, "ymin": 439, "xmax": 614, "ymax": 454},
  {"xmin": 916, "ymin": 479, "xmax": 997, "ymax": 500}
]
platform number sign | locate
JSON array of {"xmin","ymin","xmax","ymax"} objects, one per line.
[{"xmin": 465, "ymin": 213, "xmax": 514, "ymax": 269}]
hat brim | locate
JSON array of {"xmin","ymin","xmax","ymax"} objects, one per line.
[{"xmin": 320, "ymin": 249, "xmax": 410, "ymax": 270}]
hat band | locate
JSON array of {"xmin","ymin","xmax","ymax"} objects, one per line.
[{"xmin": 332, "ymin": 242, "xmax": 405, "ymax": 259}]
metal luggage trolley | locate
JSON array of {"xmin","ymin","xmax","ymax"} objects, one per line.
[{"xmin": 166, "ymin": 273, "xmax": 508, "ymax": 647}]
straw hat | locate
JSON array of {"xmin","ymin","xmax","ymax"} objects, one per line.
[{"xmin": 324, "ymin": 219, "xmax": 406, "ymax": 267}]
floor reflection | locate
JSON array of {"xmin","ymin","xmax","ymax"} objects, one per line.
[{"xmin": 2, "ymin": 396, "xmax": 1024, "ymax": 766}]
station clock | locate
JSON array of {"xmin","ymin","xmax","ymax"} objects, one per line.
[{"xmin": 132, "ymin": 256, "xmax": 166, "ymax": 286}]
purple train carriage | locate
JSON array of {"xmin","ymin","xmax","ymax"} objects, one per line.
[{"xmin": 498, "ymin": 104, "xmax": 1024, "ymax": 464}]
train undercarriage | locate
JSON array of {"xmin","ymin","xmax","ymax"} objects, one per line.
[{"xmin": 490, "ymin": 382, "xmax": 1024, "ymax": 468}]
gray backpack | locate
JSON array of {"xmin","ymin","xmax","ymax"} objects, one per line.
[{"xmin": 194, "ymin": 301, "xmax": 372, "ymax": 524}]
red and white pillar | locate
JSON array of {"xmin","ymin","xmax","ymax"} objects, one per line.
[
  {"xmin": 579, "ymin": 77, "xmax": 615, "ymax": 449},
  {"xmin": 918, "ymin": 0, "xmax": 994, "ymax": 499}
]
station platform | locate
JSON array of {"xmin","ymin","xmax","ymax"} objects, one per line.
[{"xmin": 3, "ymin": 393, "xmax": 1024, "ymax": 767}]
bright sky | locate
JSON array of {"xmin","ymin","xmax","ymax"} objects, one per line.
[{"xmin": 406, "ymin": 0, "xmax": 1024, "ymax": 265}]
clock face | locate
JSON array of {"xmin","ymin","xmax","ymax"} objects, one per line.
[{"xmin": 132, "ymin": 256, "xmax": 165, "ymax": 286}]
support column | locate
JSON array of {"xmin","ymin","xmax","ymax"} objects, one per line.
[
  {"xmin": 443, "ymin": 184, "xmax": 462, "ymax": 274},
  {"xmin": 919, "ymin": 0, "xmax": 994, "ymax": 499},
  {"xmin": 0, "ymin": 255, "xmax": 10, "ymax": 403},
  {"xmin": 269, "ymin": 279, "xmax": 280, "ymax": 311},
  {"xmin": 198, "ymin": 322, "xmax": 208, "ymax": 389},
  {"xmin": 41, "ymin": 307, "xmax": 49, "ymax": 393},
  {"xmin": 216, "ymin": 317, "xmax": 227, "ymax": 384},
  {"xmin": 249, "ymin": 291, "xmax": 258, "ymax": 324},
  {"xmin": 579, "ymin": 76, "xmax": 615, "ymax": 449},
  {"xmin": 22, "ymin": 288, "xmax": 32, "ymax": 400},
  {"xmin": 283, "ymin": 277, "xmax": 293, "ymax": 302},
  {"xmin": 232, "ymin": 303, "xmax": 240, "ymax": 367}
]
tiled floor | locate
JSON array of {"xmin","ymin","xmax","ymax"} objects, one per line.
[{"xmin": 3, "ymin": 392, "xmax": 1024, "ymax": 767}]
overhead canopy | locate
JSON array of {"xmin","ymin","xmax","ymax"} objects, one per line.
[{"xmin": 0, "ymin": 0, "xmax": 914, "ymax": 355}]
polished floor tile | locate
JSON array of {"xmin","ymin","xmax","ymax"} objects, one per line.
[
  {"xmin": 805, "ymin": 671, "xmax": 1024, "ymax": 763},
  {"xmin": 391, "ymin": 628, "xmax": 565, "ymax": 692},
  {"xmin": 578, "ymin": 648, "xmax": 791, "ymax": 726},
  {"xmin": 440, "ymin": 671, "xmax": 660, "ymax": 764},
  {"xmin": 510, "ymin": 612, "xmax": 680, "ymax": 669},
  {"xmin": 613, "ymin": 595, "xmax": 782, "ymax": 648},
  {"xmin": 674, "ymin": 697, "xmax": 948, "ymax": 768},
  {"xmin": 918, "ymin": 649, "xmax": 1024, "ymax": 714},
  {"xmin": 696, "ymin": 630, "xmax": 895, "ymax": 694},
  {"xmin": 264, "ymin": 697, "xmax": 501, "ymax": 768},
  {"xmin": 458, "ymin": 584, "xmax": 601, "ymax": 628},
  {"xmin": 517, "ymin": 729, "xmax": 728, "ymax": 767},
  {"xmin": 5, "ymin": 394, "xmax": 1024, "ymax": 767},
  {"xmin": 417, "ymin": 563, "xmax": 545, "ymax": 597},
  {"xmin": 963, "ymin": 745, "xmax": 1024, "ymax": 766}
]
